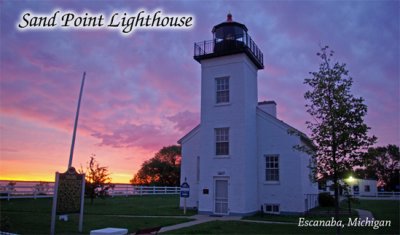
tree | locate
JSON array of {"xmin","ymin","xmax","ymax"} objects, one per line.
[
  {"xmin": 304, "ymin": 46, "xmax": 376, "ymax": 232},
  {"xmin": 79, "ymin": 155, "xmax": 114, "ymax": 204},
  {"xmin": 357, "ymin": 145, "xmax": 399, "ymax": 191},
  {"xmin": 131, "ymin": 145, "xmax": 181, "ymax": 186}
]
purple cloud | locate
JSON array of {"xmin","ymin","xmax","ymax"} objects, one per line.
[
  {"xmin": 0, "ymin": 0, "xmax": 398, "ymax": 182},
  {"xmin": 166, "ymin": 111, "xmax": 199, "ymax": 132}
]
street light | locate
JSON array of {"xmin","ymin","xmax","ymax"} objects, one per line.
[{"xmin": 347, "ymin": 176, "xmax": 355, "ymax": 184}]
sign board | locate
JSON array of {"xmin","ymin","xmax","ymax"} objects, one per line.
[
  {"xmin": 51, "ymin": 167, "xmax": 85, "ymax": 235},
  {"xmin": 56, "ymin": 167, "xmax": 85, "ymax": 214},
  {"xmin": 180, "ymin": 182, "xmax": 190, "ymax": 198}
]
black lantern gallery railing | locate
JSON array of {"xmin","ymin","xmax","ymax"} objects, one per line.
[{"xmin": 194, "ymin": 34, "xmax": 264, "ymax": 69}]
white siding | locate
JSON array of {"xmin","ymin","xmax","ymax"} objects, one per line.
[
  {"xmin": 256, "ymin": 110, "xmax": 318, "ymax": 213},
  {"xmin": 179, "ymin": 48, "xmax": 318, "ymax": 215},
  {"xmin": 179, "ymin": 128, "xmax": 200, "ymax": 209},
  {"xmin": 197, "ymin": 54, "xmax": 259, "ymax": 214}
]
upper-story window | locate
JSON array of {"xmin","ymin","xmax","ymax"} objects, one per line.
[
  {"xmin": 215, "ymin": 127, "xmax": 229, "ymax": 155},
  {"xmin": 215, "ymin": 77, "xmax": 229, "ymax": 104}
]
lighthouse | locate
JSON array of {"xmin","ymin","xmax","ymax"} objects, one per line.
[{"xmin": 179, "ymin": 13, "xmax": 318, "ymax": 215}]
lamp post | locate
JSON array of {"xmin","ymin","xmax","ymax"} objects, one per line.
[{"xmin": 344, "ymin": 175, "xmax": 356, "ymax": 214}]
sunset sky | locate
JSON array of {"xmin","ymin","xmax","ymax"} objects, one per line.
[{"xmin": 0, "ymin": 0, "xmax": 398, "ymax": 183}]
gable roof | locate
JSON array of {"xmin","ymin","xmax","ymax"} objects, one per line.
[
  {"xmin": 256, "ymin": 107, "xmax": 315, "ymax": 150},
  {"xmin": 177, "ymin": 107, "xmax": 315, "ymax": 151},
  {"xmin": 177, "ymin": 124, "xmax": 200, "ymax": 144}
]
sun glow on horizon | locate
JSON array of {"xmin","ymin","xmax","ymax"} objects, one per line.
[{"xmin": 0, "ymin": 173, "xmax": 134, "ymax": 184}]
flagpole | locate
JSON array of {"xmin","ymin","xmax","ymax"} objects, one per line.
[{"xmin": 68, "ymin": 72, "xmax": 86, "ymax": 169}]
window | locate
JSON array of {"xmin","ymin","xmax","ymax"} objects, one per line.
[
  {"xmin": 215, "ymin": 128, "xmax": 229, "ymax": 155},
  {"xmin": 265, "ymin": 155, "xmax": 279, "ymax": 181},
  {"xmin": 215, "ymin": 77, "xmax": 229, "ymax": 104},
  {"xmin": 364, "ymin": 185, "xmax": 370, "ymax": 192},
  {"xmin": 264, "ymin": 204, "xmax": 280, "ymax": 214}
]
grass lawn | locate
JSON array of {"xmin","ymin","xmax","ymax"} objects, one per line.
[
  {"xmin": 167, "ymin": 199, "xmax": 399, "ymax": 234},
  {"xmin": 1, "ymin": 196, "xmax": 398, "ymax": 234},
  {"xmin": 349, "ymin": 199, "xmax": 399, "ymax": 234},
  {"xmin": 243, "ymin": 200, "xmax": 358, "ymax": 223},
  {"xmin": 1, "ymin": 195, "xmax": 194, "ymax": 234},
  {"xmin": 165, "ymin": 220, "xmax": 335, "ymax": 234}
]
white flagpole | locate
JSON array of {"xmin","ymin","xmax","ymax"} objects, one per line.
[{"xmin": 68, "ymin": 72, "xmax": 86, "ymax": 169}]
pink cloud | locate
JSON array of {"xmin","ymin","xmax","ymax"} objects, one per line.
[
  {"xmin": 0, "ymin": 0, "xmax": 398, "ymax": 183},
  {"xmin": 166, "ymin": 110, "xmax": 199, "ymax": 132},
  {"xmin": 91, "ymin": 122, "xmax": 180, "ymax": 150}
]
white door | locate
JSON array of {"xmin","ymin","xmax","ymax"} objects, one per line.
[{"xmin": 214, "ymin": 179, "xmax": 228, "ymax": 215}]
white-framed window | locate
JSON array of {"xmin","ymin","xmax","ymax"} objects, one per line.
[
  {"xmin": 215, "ymin": 128, "xmax": 229, "ymax": 155},
  {"xmin": 364, "ymin": 185, "xmax": 370, "ymax": 192},
  {"xmin": 265, "ymin": 155, "xmax": 279, "ymax": 182},
  {"xmin": 264, "ymin": 204, "xmax": 280, "ymax": 214},
  {"xmin": 215, "ymin": 77, "xmax": 229, "ymax": 104}
]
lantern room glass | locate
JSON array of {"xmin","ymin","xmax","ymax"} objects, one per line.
[{"xmin": 213, "ymin": 25, "xmax": 247, "ymax": 43}]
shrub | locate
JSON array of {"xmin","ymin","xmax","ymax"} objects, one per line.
[
  {"xmin": 318, "ymin": 192, "xmax": 335, "ymax": 207},
  {"xmin": 0, "ymin": 216, "xmax": 11, "ymax": 232}
]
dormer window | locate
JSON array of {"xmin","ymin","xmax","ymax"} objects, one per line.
[{"xmin": 216, "ymin": 77, "xmax": 229, "ymax": 104}]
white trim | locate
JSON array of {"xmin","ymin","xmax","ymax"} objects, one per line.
[
  {"xmin": 213, "ymin": 177, "xmax": 229, "ymax": 215},
  {"xmin": 215, "ymin": 127, "xmax": 230, "ymax": 156},
  {"xmin": 215, "ymin": 76, "xmax": 230, "ymax": 104},
  {"xmin": 265, "ymin": 154, "xmax": 280, "ymax": 183},
  {"xmin": 178, "ymin": 125, "xmax": 200, "ymax": 144}
]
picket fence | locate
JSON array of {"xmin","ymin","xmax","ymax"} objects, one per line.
[{"xmin": 0, "ymin": 184, "xmax": 180, "ymax": 200}]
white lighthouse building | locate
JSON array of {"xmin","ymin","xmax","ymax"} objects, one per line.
[{"xmin": 179, "ymin": 14, "xmax": 318, "ymax": 215}]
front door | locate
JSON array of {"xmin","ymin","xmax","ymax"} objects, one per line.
[{"xmin": 214, "ymin": 179, "xmax": 228, "ymax": 215}]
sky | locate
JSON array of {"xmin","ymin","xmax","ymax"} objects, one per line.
[{"xmin": 0, "ymin": 0, "xmax": 399, "ymax": 183}]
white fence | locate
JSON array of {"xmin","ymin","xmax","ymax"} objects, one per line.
[
  {"xmin": 0, "ymin": 184, "xmax": 180, "ymax": 200},
  {"xmin": 110, "ymin": 186, "xmax": 180, "ymax": 197},
  {"xmin": 0, "ymin": 185, "xmax": 54, "ymax": 200},
  {"xmin": 358, "ymin": 191, "xmax": 400, "ymax": 198}
]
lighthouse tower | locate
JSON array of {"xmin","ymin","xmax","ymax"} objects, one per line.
[
  {"xmin": 192, "ymin": 13, "xmax": 264, "ymax": 215},
  {"xmin": 180, "ymin": 13, "xmax": 318, "ymax": 216}
]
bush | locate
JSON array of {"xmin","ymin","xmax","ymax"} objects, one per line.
[
  {"xmin": 318, "ymin": 192, "xmax": 335, "ymax": 207},
  {"xmin": 0, "ymin": 216, "xmax": 11, "ymax": 232}
]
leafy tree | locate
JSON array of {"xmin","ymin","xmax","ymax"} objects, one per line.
[
  {"xmin": 303, "ymin": 46, "xmax": 376, "ymax": 231},
  {"xmin": 79, "ymin": 155, "xmax": 114, "ymax": 204},
  {"xmin": 356, "ymin": 145, "xmax": 399, "ymax": 191},
  {"xmin": 131, "ymin": 145, "xmax": 181, "ymax": 186}
]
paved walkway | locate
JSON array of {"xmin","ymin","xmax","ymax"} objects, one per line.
[
  {"xmin": 159, "ymin": 215, "xmax": 241, "ymax": 233},
  {"xmin": 105, "ymin": 208, "xmax": 375, "ymax": 233},
  {"xmin": 354, "ymin": 209, "xmax": 374, "ymax": 220},
  {"xmin": 106, "ymin": 215, "xmax": 191, "ymax": 219},
  {"xmin": 159, "ymin": 214, "xmax": 299, "ymax": 233},
  {"xmin": 158, "ymin": 208, "xmax": 375, "ymax": 233}
]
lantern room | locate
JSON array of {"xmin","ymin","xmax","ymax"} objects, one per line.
[{"xmin": 194, "ymin": 13, "xmax": 264, "ymax": 70}]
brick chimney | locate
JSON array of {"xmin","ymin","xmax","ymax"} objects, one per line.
[{"xmin": 258, "ymin": 100, "xmax": 277, "ymax": 117}]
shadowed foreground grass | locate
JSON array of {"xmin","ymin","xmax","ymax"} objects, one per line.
[
  {"xmin": 0, "ymin": 195, "xmax": 193, "ymax": 234},
  {"xmin": 1, "ymin": 196, "xmax": 398, "ymax": 234},
  {"xmin": 3, "ymin": 212, "xmax": 190, "ymax": 234},
  {"xmin": 243, "ymin": 200, "xmax": 358, "ymax": 223},
  {"xmin": 166, "ymin": 199, "xmax": 399, "ymax": 235}
]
